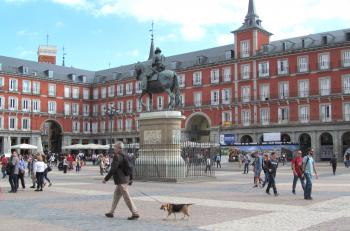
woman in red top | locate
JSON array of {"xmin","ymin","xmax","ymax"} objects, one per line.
[
  {"xmin": 291, "ymin": 150, "xmax": 306, "ymax": 194},
  {"xmin": 1, "ymin": 155, "xmax": 8, "ymax": 178}
]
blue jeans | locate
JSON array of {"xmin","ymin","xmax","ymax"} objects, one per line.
[
  {"xmin": 9, "ymin": 174, "xmax": 18, "ymax": 192},
  {"xmin": 304, "ymin": 173, "xmax": 312, "ymax": 199},
  {"xmin": 292, "ymin": 175, "xmax": 305, "ymax": 192},
  {"xmin": 243, "ymin": 163, "xmax": 249, "ymax": 173}
]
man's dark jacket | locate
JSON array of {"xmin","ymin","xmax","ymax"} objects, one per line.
[{"xmin": 104, "ymin": 153, "xmax": 131, "ymax": 185}]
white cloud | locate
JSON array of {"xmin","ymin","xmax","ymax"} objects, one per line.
[
  {"xmin": 16, "ymin": 29, "xmax": 39, "ymax": 37},
  {"xmin": 17, "ymin": 49, "xmax": 36, "ymax": 59},
  {"xmin": 48, "ymin": 0, "xmax": 350, "ymax": 42},
  {"xmin": 55, "ymin": 21, "xmax": 64, "ymax": 28},
  {"xmin": 216, "ymin": 34, "xmax": 233, "ymax": 46}
]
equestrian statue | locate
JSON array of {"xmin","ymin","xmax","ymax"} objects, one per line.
[{"xmin": 135, "ymin": 47, "xmax": 181, "ymax": 111}]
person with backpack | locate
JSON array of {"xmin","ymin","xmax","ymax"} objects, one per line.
[
  {"xmin": 291, "ymin": 150, "xmax": 305, "ymax": 194},
  {"xmin": 302, "ymin": 148, "xmax": 318, "ymax": 200},
  {"xmin": 265, "ymin": 152, "xmax": 279, "ymax": 196},
  {"xmin": 8, "ymin": 151, "xmax": 19, "ymax": 193},
  {"xmin": 215, "ymin": 153, "xmax": 221, "ymax": 168},
  {"xmin": 103, "ymin": 141, "xmax": 139, "ymax": 220}
]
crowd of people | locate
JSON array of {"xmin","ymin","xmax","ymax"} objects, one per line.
[{"xmin": 0, "ymin": 152, "xmax": 53, "ymax": 193}]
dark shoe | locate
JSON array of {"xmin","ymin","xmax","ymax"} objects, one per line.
[
  {"xmin": 292, "ymin": 190, "xmax": 296, "ymax": 195},
  {"xmin": 253, "ymin": 185, "xmax": 258, "ymax": 188},
  {"xmin": 308, "ymin": 197, "xmax": 313, "ymax": 200},
  {"xmin": 30, "ymin": 186, "xmax": 35, "ymax": 189},
  {"xmin": 35, "ymin": 189, "xmax": 40, "ymax": 192},
  {"xmin": 8, "ymin": 190, "xmax": 14, "ymax": 193},
  {"xmin": 105, "ymin": 213, "xmax": 114, "ymax": 218},
  {"xmin": 266, "ymin": 191, "xmax": 270, "ymax": 195},
  {"xmin": 274, "ymin": 193, "xmax": 279, "ymax": 196},
  {"xmin": 127, "ymin": 214, "xmax": 140, "ymax": 220},
  {"xmin": 49, "ymin": 183, "xmax": 52, "ymax": 187}
]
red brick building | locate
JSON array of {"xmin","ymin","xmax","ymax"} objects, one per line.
[{"xmin": 0, "ymin": 0, "xmax": 349, "ymax": 160}]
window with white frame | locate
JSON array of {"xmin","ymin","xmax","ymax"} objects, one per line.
[
  {"xmin": 241, "ymin": 86, "xmax": 251, "ymax": 102},
  {"xmin": 241, "ymin": 64, "xmax": 250, "ymax": 80},
  {"xmin": 299, "ymin": 105, "xmax": 309, "ymax": 123},
  {"xmin": 342, "ymin": 50, "xmax": 350, "ymax": 67},
  {"xmin": 32, "ymin": 81, "xmax": 40, "ymax": 94},
  {"xmin": 100, "ymin": 121, "xmax": 105, "ymax": 133},
  {"xmin": 278, "ymin": 59, "xmax": 289, "ymax": 75},
  {"xmin": 210, "ymin": 69, "xmax": 220, "ymax": 83},
  {"xmin": 64, "ymin": 103, "xmax": 70, "ymax": 115},
  {"xmin": 72, "ymin": 121, "xmax": 80, "ymax": 133},
  {"xmin": 72, "ymin": 103, "xmax": 79, "ymax": 116},
  {"xmin": 108, "ymin": 85, "xmax": 115, "ymax": 97},
  {"xmin": 343, "ymin": 75, "xmax": 350, "ymax": 94},
  {"xmin": 319, "ymin": 78, "xmax": 331, "ymax": 96},
  {"xmin": 0, "ymin": 96, "xmax": 4, "ymax": 110},
  {"xmin": 260, "ymin": 108, "xmax": 270, "ymax": 125},
  {"xmin": 135, "ymin": 81, "xmax": 142, "ymax": 93},
  {"xmin": 117, "ymin": 101, "xmax": 123, "ymax": 113},
  {"xmin": 344, "ymin": 103, "xmax": 350, "ymax": 121},
  {"xmin": 117, "ymin": 84, "xmax": 124, "ymax": 96},
  {"xmin": 223, "ymin": 67, "xmax": 231, "ymax": 82},
  {"xmin": 298, "ymin": 56, "xmax": 309, "ymax": 72},
  {"xmin": 93, "ymin": 88, "xmax": 99, "ymax": 99},
  {"xmin": 22, "ymin": 98, "xmax": 31, "ymax": 112},
  {"xmin": 136, "ymin": 99, "xmax": 142, "ymax": 112},
  {"xmin": 242, "ymin": 110, "xmax": 250, "ymax": 126},
  {"xmin": 72, "ymin": 87, "xmax": 79, "ymax": 99},
  {"xmin": 222, "ymin": 89, "xmax": 231, "ymax": 104},
  {"xmin": 298, "ymin": 80, "xmax": 309, "ymax": 97},
  {"xmin": 117, "ymin": 119, "xmax": 123, "ymax": 131},
  {"xmin": 83, "ymin": 88, "xmax": 89, "ymax": 99},
  {"xmin": 320, "ymin": 104, "xmax": 332, "ymax": 122},
  {"xmin": 83, "ymin": 104, "xmax": 89, "ymax": 116},
  {"xmin": 193, "ymin": 71, "xmax": 202, "ymax": 86},
  {"xmin": 9, "ymin": 117, "xmax": 17, "ymax": 130},
  {"xmin": 83, "ymin": 121, "xmax": 90, "ymax": 134},
  {"xmin": 260, "ymin": 84, "xmax": 270, "ymax": 101},
  {"xmin": 319, "ymin": 53, "xmax": 330, "ymax": 70},
  {"xmin": 0, "ymin": 77, "xmax": 4, "ymax": 89},
  {"xmin": 9, "ymin": 79, "xmax": 18, "ymax": 92},
  {"xmin": 22, "ymin": 118, "xmax": 30, "ymax": 131},
  {"xmin": 211, "ymin": 90, "xmax": 220, "ymax": 105},
  {"xmin": 48, "ymin": 84, "xmax": 56, "ymax": 97},
  {"xmin": 0, "ymin": 117, "xmax": 3, "ymax": 129},
  {"xmin": 179, "ymin": 94, "xmax": 185, "ymax": 107},
  {"xmin": 101, "ymin": 87, "xmax": 107, "ymax": 99},
  {"xmin": 48, "ymin": 101, "xmax": 56, "ymax": 114},
  {"xmin": 278, "ymin": 107, "xmax": 289, "ymax": 124},
  {"xmin": 240, "ymin": 40, "xmax": 250, "ymax": 58},
  {"xmin": 101, "ymin": 104, "xmax": 106, "ymax": 116},
  {"xmin": 126, "ymin": 119, "xmax": 132, "ymax": 131},
  {"xmin": 108, "ymin": 102, "xmax": 114, "ymax": 110},
  {"xmin": 258, "ymin": 61, "xmax": 269, "ymax": 77},
  {"xmin": 194, "ymin": 92, "xmax": 202, "ymax": 107},
  {"xmin": 178, "ymin": 74, "xmax": 185, "ymax": 87},
  {"xmin": 279, "ymin": 82, "xmax": 289, "ymax": 99},
  {"xmin": 22, "ymin": 80, "xmax": 31, "ymax": 93},
  {"xmin": 222, "ymin": 111, "xmax": 232, "ymax": 126},
  {"xmin": 157, "ymin": 96, "xmax": 164, "ymax": 110},
  {"xmin": 92, "ymin": 122, "xmax": 98, "ymax": 134},
  {"xmin": 8, "ymin": 97, "xmax": 18, "ymax": 111},
  {"xmin": 126, "ymin": 82, "xmax": 133, "ymax": 95},
  {"xmin": 225, "ymin": 50, "xmax": 232, "ymax": 60},
  {"xmin": 93, "ymin": 104, "xmax": 98, "ymax": 116},
  {"xmin": 127, "ymin": 100, "xmax": 133, "ymax": 113},
  {"xmin": 64, "ymin": 86, "xmax": 71, "ymax": 98},
  {"xmin": 32, "ymin": 99, "xmax": 40, "ymax": 112}
]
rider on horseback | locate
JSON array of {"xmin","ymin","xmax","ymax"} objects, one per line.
[{"xmin": 142, "ymin": 47, "xmax": 165, "ymax": 91}]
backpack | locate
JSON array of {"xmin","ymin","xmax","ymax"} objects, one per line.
[
  {"xmin": 6, "ymin": 158, "xmax": 14, "ymax": 174},
  {"xmin": 120, "ymin": 154, "xmax": 134, "ymax": 177}
]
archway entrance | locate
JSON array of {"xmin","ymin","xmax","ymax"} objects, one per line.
[
  {"xmin": 342, "ymin": 132, "xmax": 350, "ymax": 156},
  {"xmin": 299, "ymin": 133, "xmax": 311, "ymax": 155},
  {"xmin": 320, "ymin": 132, "xmax": 333, "ymax": 160},
  {"xmin": 281, "ymin": 133, "xmax": 291, "ymax": 143},
  {"xmin": 240, "ymin": 135, "xmax": 253, "ymax": 144},
  {"xmin": 186, "ymin": 114, "xmax": 210, "ymax": 142},
  {"xmin": 41, "ymin": 120, "xmax": 63, "ymax": 154}
]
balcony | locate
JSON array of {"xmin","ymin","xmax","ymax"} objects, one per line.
[{"xmin": 318, "ymin": 62, "xmax": 332, "ymax": 71}]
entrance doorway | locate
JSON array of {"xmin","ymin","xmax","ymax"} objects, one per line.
[
  {"xmin": 320, "ymin": 132, "xmax": 333, "ymax": 160},
  {"xmin": 299, "ymin": 133, "xmax": 311, "ymax": 155},
  {"xmin": 342, "ymin": 132, "xmax": 350, "ymax": 156},
  {"xmin": 186, "ymin": 114, "xmax": 210, "ymax": 142},
  {"xmin": 41, "ymin": 120, "xmax": 63, "ymax": 154}
]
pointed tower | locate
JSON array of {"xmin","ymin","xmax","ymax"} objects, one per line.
[
  {"xmin": 148, "ymin": 21, "xmax": 155, "ymax": 60},
  {"xmin": 232, "ymin": 0, "xmax": 272, "ymax": 58}
]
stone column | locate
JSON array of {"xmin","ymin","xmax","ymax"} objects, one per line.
[{"xmin": 3, "ymin": 136, "xmax": 11, "ymax": 154}]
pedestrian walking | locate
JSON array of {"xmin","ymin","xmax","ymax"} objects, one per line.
[
  {"xmin": 205, "ymin": 154, "xmax": 211, "ymax": 173},
  {"xmin": 75, "ymin": 155, "xmax": 81, "ymax": 172},
  {"xmin": 330, "ymin": 154, "xmax": 337, "ymax": 176},
  {"xmin": 302, "ymin": 148, "xmax": 318, "ymax": 200},
  {"xmin": 1, "ymin": 154, "xmax": 8, "ymax": 178},
  {"xmin": 29, "ymin": 155, "xmax": 37, "ymax": 189},
  {"xmin": 34, "ymin": 155, "xmax": 47, "ymax": 192},
  {"xmin": 243, "ymin": 154, "xmax": 250, "ymax": 174},
  {"xmin": 103, "ymin": 141, "xmax": 139, "ymax": 220},
  {"xmin": 291, "ymin": 150, "xmax": 305, "ymax": 194},
  {"xmin": 265, "ymin": 152, "xmax": 279, "ymax": 196},
  {"xmin": 8, "ymin": 152, "xmax": 19, "ymax": 193},
  {"xmin": 17, "ymin": 155, "xmax": 26, "ymax": 190},
  {"xmin": 253, "ymin": 153, "xmax": 263, "ymax": 188},
  {"xmin": 261, "ymin": 153, "xmax": 270, "ymax": 188},
  {"xmin": 215, "ymin": 153, "xmax": 221, "ymax": 168},
  {"xmin": 63, "ymin": 156, "xmax": 68, "ymax": 174}
]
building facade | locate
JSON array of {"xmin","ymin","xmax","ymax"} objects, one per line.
[{"xmin": 0, "ymin": 0, "xmax": 349, "ymax": 160}]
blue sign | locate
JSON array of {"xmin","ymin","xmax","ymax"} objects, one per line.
[{"xmin": 220, "ymin": 134, "xmax": 235, "ymax": 146}]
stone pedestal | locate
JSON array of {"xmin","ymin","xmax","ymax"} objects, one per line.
[{"xmin": 135, "ymin": 111, "xmax": 186, "ymax": 182}]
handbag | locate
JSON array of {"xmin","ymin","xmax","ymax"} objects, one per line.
[{"xmin": 47, "ymin": 166, "xmax": 52, "ymax": 172}]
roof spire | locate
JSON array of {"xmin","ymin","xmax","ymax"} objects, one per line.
[
  {"xmin": 148, "ymin": 20, "xmax": 155, "ymax": 60},
  {"xmin": 244, "ymin": 0, "xmax": 260, "ymax": 27}
]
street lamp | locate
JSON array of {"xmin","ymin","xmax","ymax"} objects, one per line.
[{"xmin": 106, "ymin": 106, "xmax": 119, "ymax": 156}]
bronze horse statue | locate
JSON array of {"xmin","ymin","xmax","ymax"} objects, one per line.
[{"xmin": 135, "ymin": 62, "xmax": 181, "ymax": 111}]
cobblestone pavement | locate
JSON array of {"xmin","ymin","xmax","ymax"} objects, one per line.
[{"xmin": 0, "ymin": 162, "xmax": 349, "ymax": 231}]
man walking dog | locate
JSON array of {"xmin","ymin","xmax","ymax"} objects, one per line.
[{"xmin": 103, "ymin": 141, "xmax": 140, "ymax": 220}]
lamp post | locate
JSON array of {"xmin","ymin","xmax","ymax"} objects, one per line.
[{"xmin": 106, "ymin": 106, "xmax": 118, "ymax": 156}]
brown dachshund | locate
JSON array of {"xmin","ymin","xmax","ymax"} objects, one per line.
[{"xmin": 160, "ymin": 203, "xmax": 193, "ymax": 219}]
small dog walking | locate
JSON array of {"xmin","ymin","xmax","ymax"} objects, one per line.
[{"xmin": 160, "ymin": 203, "xmax": 193, "ymax": 219}]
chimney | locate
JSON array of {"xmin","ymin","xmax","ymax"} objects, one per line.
[{"xmin": 38, "ymin": 45, "xmax": 57, "ymax": 64}]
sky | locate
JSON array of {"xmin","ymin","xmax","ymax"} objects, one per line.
[{"xmin": 0, "ymin": 0, "xmax": 349, "ymax": 71}]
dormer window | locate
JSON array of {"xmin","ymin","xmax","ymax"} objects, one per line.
[
  {"xmin": 346, "ymin": 32, "xmax": 350, "ymax": 41},
  {"xmin": 171, "ymin": 61, "xmax": 181, "ymax": 69},
  {"xmin": 0, "ymin": 63, "xmax": 2, "ymax": 71},
  {"xmin": 79, "ymin": 75, "xmax": 87, "ymax": 83},
  {"xmin": 225, "ymin": 50, "xmax": 233, "ymax": 60},
  {"xmin": 197, "ymin": 56, "xmax": 208, "ymax": 65},
  {"xmin": 20, "ymin": 66, "xmax": 29, "ymax": 75},
  {"xmin": 301, "ymin": 39, "xmax": 305, "ymax": 49},
  {"xmin": 47, "ymin": 70, "xmax": 53, "ymax": 78},
  {"xmin": 282, "ymin": 42, "xmax": 287, "ymax": 51},
  {"xmin": 129, "ymin": 70, "xmax": 135, "ymax": 76},
  {"xmin": 322, "ymin": 36, "xmax": 328, "ymax": 45},
  {"xmin": 262, "ymin": 45, "xmax": 269, "ymax": 53}
]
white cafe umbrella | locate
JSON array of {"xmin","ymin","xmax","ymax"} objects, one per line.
[
  {"xmin": 62, "ymin": 144, "xmax": 85, "ymax": 150},
  {"xmin": 10, "ymin": 143, "xmax": 38, "ymax": 150},
  {"xmin": 84, "ymin": 143, "xmax": 109, "ymax": 150}
]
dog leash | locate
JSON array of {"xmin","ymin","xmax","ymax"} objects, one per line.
[{"xmin": 134, "ymin": 188, "xmax": 163, "ymax": 204}]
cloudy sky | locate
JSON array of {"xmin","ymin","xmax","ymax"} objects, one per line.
[{"xmin": 0, "ymin": 0, "xmax": 349, "ymax": 70}]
